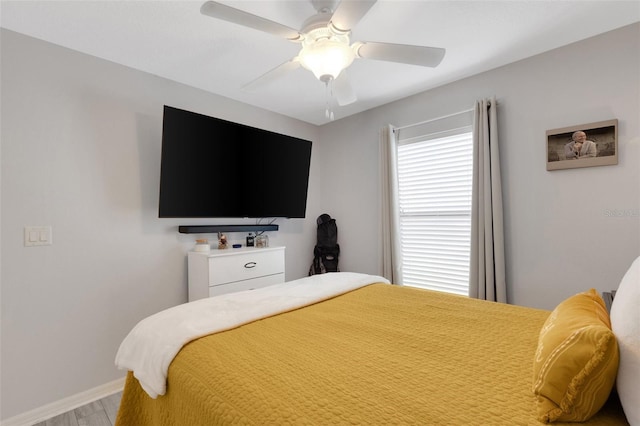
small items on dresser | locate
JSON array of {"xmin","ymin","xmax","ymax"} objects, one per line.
[
  {"xmin": 256, "ymin": 234, "xmax": 269, "ymax": 248},
  {"xmin": 218, "ymin": 233, "xmax": 228, "ymax": 250},
  {"xmin": 194, "ymin": 239, "xmax": 210, "ymax": 253}
]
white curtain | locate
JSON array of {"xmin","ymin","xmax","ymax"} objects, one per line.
[
  {"xmin": 469, "ymin": 97, "xmax": 507, "ymax": 302},
  {"xmin": 379, "ymin": 125, "xmax": 402, "ymax": 283}
]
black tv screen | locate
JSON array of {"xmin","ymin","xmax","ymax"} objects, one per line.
[{"xmin": 159, "ymin": 106, "xmax": 312, "ymax": 218}]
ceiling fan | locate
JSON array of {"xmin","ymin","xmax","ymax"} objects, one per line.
[{"xmin": 200, "ymin": 0, "xmax": 445, "ymax": 118}]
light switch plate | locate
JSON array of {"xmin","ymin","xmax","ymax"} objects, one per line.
[{"xmin": 24, "ymin": 226, "xmax": 52, "ymax": 246}]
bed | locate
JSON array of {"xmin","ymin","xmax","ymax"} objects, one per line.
[{"xmin": 114, "ymin": 272, "xmax": 632, "ymax": 425}]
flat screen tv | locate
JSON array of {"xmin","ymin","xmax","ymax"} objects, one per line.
[{"xmin": 159, "ymin": 106, "xmax": 312, "ymax": 218}]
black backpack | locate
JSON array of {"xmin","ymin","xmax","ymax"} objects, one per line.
[{"xmin": 309, "ymin": 214, "xmax": 340, "ymax": 275}]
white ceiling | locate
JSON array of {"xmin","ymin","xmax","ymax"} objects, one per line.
[{"xmin": 2, "ymin": 1, "xmax": 639, "ymax": 125}]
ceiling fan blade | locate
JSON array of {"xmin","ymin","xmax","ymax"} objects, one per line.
[
  {"xmin": 330, "ymin": 0, "xmax": 377, "ymax": 32},
  {"xmin": 242, "ymin": 58, "xmax": 301, "ymax": 91},
  {"xmin": 356, "ymin": 42, "xmax": 445, "ymax": 67},
  {"xmin": 200, "ymin": 1, "xmax": 301, "ymax": 41},
  {"xmin": 333, "ymin": 71, "xmax": 357, "ymax": 106}
]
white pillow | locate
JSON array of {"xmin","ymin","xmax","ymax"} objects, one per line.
[{"xmin": 610, "ymin": 255, "xmax": 640, "ymax": 426}]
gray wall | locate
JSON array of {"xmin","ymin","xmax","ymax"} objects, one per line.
[
  {"xmin": 0, "ymin": 29, "xmax": 320, "ymax": 420},
  {"xmin": 317, "ymin": 23, "xmax": 640, "ymax": 310},
  {"xmin": 2, "ymin": 23, "xmax": 639, "ymax": 421}
]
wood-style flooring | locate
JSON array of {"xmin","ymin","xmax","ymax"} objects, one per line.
[{"xmin": 33, "ymin": 392, "xmax": 121, "ymax": 426}]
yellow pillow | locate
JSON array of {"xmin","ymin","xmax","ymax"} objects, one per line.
[{"xmin": 532, "ymin": 289, "xmax": 619, "ymax": 423}]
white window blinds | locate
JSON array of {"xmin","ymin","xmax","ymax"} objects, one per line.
[{"xmin": 396, "ymin": 130, "xmax": 473, "ymax": 296}]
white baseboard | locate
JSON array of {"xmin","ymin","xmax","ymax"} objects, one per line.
[{"xmin": 1, "ymin": 377, "xmax": 126, "ymax": 426}]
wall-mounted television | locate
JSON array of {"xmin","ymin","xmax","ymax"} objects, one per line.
[{"xmin": 159, "ymin": 106, "xmax": 312, "ymax": 218}]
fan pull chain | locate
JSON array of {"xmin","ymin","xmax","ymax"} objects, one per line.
[{"xmin": 324, "ymin": 79, "xmax": 335, "ymax": 121}]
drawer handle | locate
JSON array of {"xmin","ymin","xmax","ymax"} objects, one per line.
[{"xmin": 244, "ymin": 262, "xmax": 257, "ymax": 269}]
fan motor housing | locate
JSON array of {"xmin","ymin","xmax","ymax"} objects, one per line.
[{"xmin": 301, "ymin": 12, "xmax": 333, "ymax": 34}]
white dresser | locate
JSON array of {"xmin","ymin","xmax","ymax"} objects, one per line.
[{"xmin": 187, "ymin": 246, "xmax": 285, "ymax": 301}]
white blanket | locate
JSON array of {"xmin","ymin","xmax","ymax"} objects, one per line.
[{"xmin": 115, "ymin": 272, "xmax": 389, "ymax": 398}]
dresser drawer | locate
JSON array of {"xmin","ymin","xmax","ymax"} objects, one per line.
[
  {"xmin": 188, "ymin": 246, "xmax": 286, "ymax": 302},
  {"xmin": 209, "ymin": 273, "xmax": 284, "ymax": 297},
  {"xmin": 208, "ymin": 248, "xmax": 285, "ymax": 286}
]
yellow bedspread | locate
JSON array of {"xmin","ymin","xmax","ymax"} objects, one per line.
[{"xmin": 115, "ymin": 284, "xmax": 627, "ymax": 425}]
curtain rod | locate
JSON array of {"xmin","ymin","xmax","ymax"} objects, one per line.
[{"xmin": 393, "ymin": 107, "xmax": 475, "ymax": 132}]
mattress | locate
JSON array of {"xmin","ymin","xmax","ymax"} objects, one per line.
[{"xmin": 115, "ymin": 283, "xmax": 627, "ymax": 425}]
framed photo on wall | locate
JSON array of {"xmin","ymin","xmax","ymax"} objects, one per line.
[{"xmin": 546, "ymin": 119, "xmax": 618, "ymax": 171}]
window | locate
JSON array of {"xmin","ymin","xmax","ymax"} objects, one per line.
[{"xmin": 396, "ymin": 130, "xmax": 473, "ymax": 296}]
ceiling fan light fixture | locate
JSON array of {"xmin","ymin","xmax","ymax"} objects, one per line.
[
  {"xmin": 298, "ymin": 34, "xmax": 355, "ymax": 81},
  {"xmin": 201, "ymin": 0, "xmax": 448, "ymax": 120}
]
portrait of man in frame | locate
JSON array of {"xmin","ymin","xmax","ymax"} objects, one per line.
[{"xmin": 546, "ymin": 119, "xmax": 618, "ymax": 171}]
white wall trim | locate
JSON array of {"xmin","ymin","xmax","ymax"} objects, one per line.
[{"xmin": 1, "ymin": 377, "xmax": 126, "ymax": 426}]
